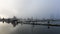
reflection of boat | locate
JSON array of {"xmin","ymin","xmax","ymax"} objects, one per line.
[
  {"xmin": 1, "ymin": 16, "xmax": 60, "ymax": 27},
  {"xmin": 2, "ymin": 19, "xmax": 60, "ymax": 28},
  {"xmin": 11, "ymin": 22, "xmax": 18, "ymax": 27},
  {"xmin": 10, "ymin": 16, "xmax": 18, "ymax": 22}
]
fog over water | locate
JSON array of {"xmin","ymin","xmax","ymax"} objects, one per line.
[
  {"xmin": 0, "ymin": 0, "xmax": 60, "ymax": 19},
  {"xmin": 0, "ymin": 0, "xmax": 60, "ymax": 34},
  {"xmin": 0, "ymin": 21, "xmax": 60, "ymax": 34}
]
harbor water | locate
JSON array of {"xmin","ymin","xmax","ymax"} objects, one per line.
[{"xmin": 0, "ymin": 21, "xmax": 60, "ymax": 34}]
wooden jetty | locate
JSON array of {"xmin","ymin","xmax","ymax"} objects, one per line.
[{"xmin": 20, "ymin": 22, "xmax": 60, "ymax": 27}]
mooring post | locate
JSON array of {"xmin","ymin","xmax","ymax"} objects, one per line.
[
  {"xmin": 2, "ymin": 17, "xmax": 4, "ymax": 23},
  {"xmin": 47, "ymin": 20, "xmax": 50, "ymax": 29},
  {"xmin": 48, "ymin": 20, "xmax": 50, "ymax": 24}
]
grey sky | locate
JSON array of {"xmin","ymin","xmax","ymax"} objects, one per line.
[{"xmin": 0, "ymin": 0, "xmax": 60, "ymax": 19}]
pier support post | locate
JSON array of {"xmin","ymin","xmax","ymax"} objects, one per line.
[{"xmin": 47, "ymin": 20, "xmax": 50, "ymax": 29}]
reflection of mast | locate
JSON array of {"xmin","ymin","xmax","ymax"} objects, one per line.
[
  {"xmin": 31, "ymin": 25, "xmax": 34, "ymax": 34},
  {"xmin": 21, "ymin": 22, "xmax": 23, "ymax": 26},
  {"xmin": 31, "ymin": 22, "xmax": 35, "ymax": 34}
]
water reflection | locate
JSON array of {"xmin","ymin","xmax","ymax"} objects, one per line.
[
  {"xmin": 0, "ymin": 22, "xmax": 13, "ymax": 34},
  {"xmin": 0, "ymin": 21, "xmax": 60, "ymax": 34},
  {"xmin": 2, "ymin": 20, "xmax": 51, "ymax": 29},
  {"xmin": 2, "ymin": 20, "xmax": 60, "ymax": 29}
]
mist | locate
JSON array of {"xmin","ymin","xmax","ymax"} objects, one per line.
[{"xmin": 0, "ymin": 0, "xmax": 60, "ymax": 19}]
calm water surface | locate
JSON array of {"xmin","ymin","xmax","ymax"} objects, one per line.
[{"xmin": 0, "ymin": 21, "xmax": 60, "ymax": 34}]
